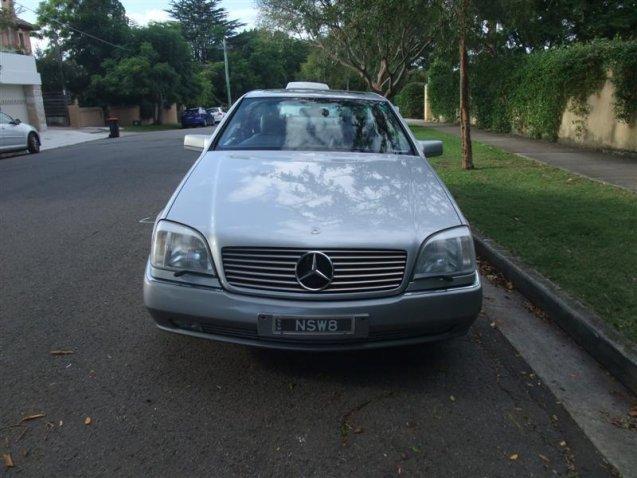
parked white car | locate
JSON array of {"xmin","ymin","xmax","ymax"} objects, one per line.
[
  {"xmin": 0, "ymin": 112, "xmax": 40, "ymax": 153},
  {"xmin": 207, "ymin": 107, "xmax": 225, "ymax": 124}
]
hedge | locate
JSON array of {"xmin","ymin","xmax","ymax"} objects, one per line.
[
  {"xmin": 427, "ymin": 39, "xmax": 637, "ymax": 140},
  {"xmin": 394, "ymin": 82, "xmax": 424, "ymax": 118}
]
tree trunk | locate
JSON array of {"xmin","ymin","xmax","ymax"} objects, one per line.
[
  {"xmin": 157, "ymin": 95, "xmax": 164, "ymax": 125},
  {"xmin": 459, "ymin": 0, "xmax": 474, "ymax": 170}
]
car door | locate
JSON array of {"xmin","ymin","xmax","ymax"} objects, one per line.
[
  {"xmin": 0, "ymin": 112, "xmax": 25, "ymax": 149},
  {"xmin": 0, "ymin": 112, "xmax": 9, "ymax": 150}
]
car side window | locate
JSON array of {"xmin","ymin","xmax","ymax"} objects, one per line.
[{"xmin": 0, "ymin": 112, "xmax": 13, "ymax": 124}]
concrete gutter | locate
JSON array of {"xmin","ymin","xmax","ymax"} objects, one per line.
[{"xmin": 473, "ymin": 232, "xmax": 637, "ymax": 395}]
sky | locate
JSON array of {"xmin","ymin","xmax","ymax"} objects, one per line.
[{"xmin": 14, "ymin": 0, "xmax": 259, "ymax": 49}]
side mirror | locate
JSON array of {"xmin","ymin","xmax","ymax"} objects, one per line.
[
  {"xmin": 184, "ymin": 134, "xmax": 208, "ymax": 152},
  {"xmin": 11, "ymin": 118, "xmax": 21, "ymax": 125},
  {"xmin": 418, "ymin": 140, "xmax": 443, "ymax": 157}
]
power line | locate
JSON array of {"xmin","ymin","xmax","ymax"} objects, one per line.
[{"xmin": 14, "ymin": 1, "xmax": 129, "ymax": 51}]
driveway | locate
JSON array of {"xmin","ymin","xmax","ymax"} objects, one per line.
[{"xmin": 0, "ymin": 128, "xmax": 624, "ymax": 476}]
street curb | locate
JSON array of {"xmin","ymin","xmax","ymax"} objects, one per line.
[{"xmin": 473, "ymin": 232, "xmax": 637, "ymax": 395}]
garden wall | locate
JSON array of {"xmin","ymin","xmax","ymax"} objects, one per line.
[{"xmin": 559, "ymin": 78, "xmax": 637, "ymax": 151}]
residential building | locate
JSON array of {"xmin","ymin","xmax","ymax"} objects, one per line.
[{"xmin": 0, "ymin": 0, "xmax": 46, "ymax": 130}]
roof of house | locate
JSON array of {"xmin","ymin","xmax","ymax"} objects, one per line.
[{"xmin": 15, "ymin": 17, "xmax": 36, "ymax": 31}]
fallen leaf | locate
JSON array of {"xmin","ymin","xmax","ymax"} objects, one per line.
[
  {"xmin": 2, "ymin": 453, "xmax": 14, "ymax": 469},
  {"xmin": 509, "ymin": 453, "xmax": 519, "ymax": 461},
  {"xmin": 353, "ymin": 427, "xmax": 364, "ymax": 434},
  {"xmin": 450, "ymin": 395, "xmax": 456, "ymax": 402},
  {"xmin": 559, "ymin": 441, "xmax": 567, "ymax": 447},
  {"xmin": 84, "ymin": 416, "xmax": 92, "ymax": 425},
  {"xmin": 19, "ymin": 413, "xmax": 45, "ymax": 423},
  {"xmin": 50, "ymin": 350, "xmax": 74, "ymax": 356}
]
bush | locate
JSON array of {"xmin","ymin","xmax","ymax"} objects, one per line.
[
  {"xmin": 428, "ymin": 59, "xmax": 458, "ymax": 121},
  {"xmin": 428, "ymin": 39, "xmax": 637, "ymax": 140},
  {"xmin": 394, "ymin": 82, "xmax": 424, "ymax": 118}
]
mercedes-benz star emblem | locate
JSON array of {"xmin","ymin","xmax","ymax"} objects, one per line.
[{"xmin": 295, "ymin": 251, "xmax": 334, "ymax": 291}]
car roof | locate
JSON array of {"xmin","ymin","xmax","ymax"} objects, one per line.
[{"xmin": 244, "ymin": 89, "xmax": 386, "ymax": 101}]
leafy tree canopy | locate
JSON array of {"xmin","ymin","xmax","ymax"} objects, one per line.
[
  {"xmin": 36, "ymin": 0, "xmax": 131, "ymax": 76},
  {"xmin": 167, "ymin": 0, "xmax": 243, "ymax": 62},
  {"xmin": 89, "ymin": 22, "xmax": 201, "ymax": 122},
  {"xmin": 198, "ymin": 29, "xmax": 310, "ymax": 106},
  {"xmin": 258, "ymin": 0, "xmax": 441, "ymax": 98},
  {"xmin": 297, "ymin": 47, "xmax": 366, "ymax": 91}
]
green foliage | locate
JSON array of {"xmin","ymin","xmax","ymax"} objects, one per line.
[
  {"xmin": 427, "ymin": 59, "xmax": 458, "ymax": 121},
  {"xmin": 607, "ymin": 40, "xmax": 637, "ymax": 123},
  {"xmin": 166, "ymin": 0, "xmax": 242, "ymax": 63},
  {"xmin": 259, "ymin": 0, "xmax": 439, "ymax": 97},
  {"xmin": 89, "ymin": 23, "xmax": 200, "ymax": 122},
  {"xmin": 510, "ymin": 42, "xmax": 607, "ymax": 140},
  {"xmin": 297, "ymin": 48, "xmax": 366, "ymax": 91},
  {"xmin": 198, "ymin": 29, "xmax": 310, "ymax": 106},
  {"xmin": 36, "ymin": 0, "xmax": 131, "ymax": 89},
  {"xmin": 411, "ymin": 126, "xmax": 637, "ymax": 342},
  {"xmin": 394, "ymin": 82, "xmax": 424, "ymax": 119},
  {"xmin": 36, "ymin": 51, "xmax": 85, "ymax": 93},
  {"xmin": 470, "ymin": 53, "xmax": 523, "ymax": 132},
  {"xmin": 428, "ymin": 39, "xmax": 637, "ymax": 140}
]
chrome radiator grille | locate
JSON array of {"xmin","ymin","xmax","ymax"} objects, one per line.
[{"xmin": 221, "ymin": 247, "xmax": 407, "ymax": 294}]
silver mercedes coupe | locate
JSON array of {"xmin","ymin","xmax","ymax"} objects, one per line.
[{"xmin": 143, "ymin": 83, "xmax": 482, "ymax": 351}]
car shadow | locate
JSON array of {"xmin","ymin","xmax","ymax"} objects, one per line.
[{"xmin": 246, "ymin": 338, "xmax": 461, "ymax": 386}]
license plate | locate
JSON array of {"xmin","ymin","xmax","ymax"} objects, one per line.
[{"xmin": 272, "ymin": 316, "xmax": 354, "ymax": 335}]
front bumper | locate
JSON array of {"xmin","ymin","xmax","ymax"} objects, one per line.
[{"xmin": 143, "ymin": 265, "xmax": 482, "ymax": 351}]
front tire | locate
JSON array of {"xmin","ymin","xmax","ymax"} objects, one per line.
[{"xmin": 27, "ymin": 133, "xmax": 40, "ymax": 154}]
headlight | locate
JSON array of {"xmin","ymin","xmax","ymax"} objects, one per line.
[
  {"xmin": 414, "ymin": 226, "xmax": 476, "ymax": 279},
  {"xmin": 151, "ymin": 220, "xmax": 215, "ymax": 275}
]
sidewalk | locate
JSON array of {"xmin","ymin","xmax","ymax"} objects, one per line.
[
  {"xmin": 427, "ymin": 123, "xmax": 637, "ymax": 193},
  {"xmin": 39, "ymin": 127, "xmax": 112, "ymax": 151}
]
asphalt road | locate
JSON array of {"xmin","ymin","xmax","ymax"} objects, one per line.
[{"xmin": 0, "ymin": 129, "xmax": 613, "ymax": 476}]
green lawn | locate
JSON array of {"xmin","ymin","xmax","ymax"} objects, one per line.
[
  {"xmin": 411, "ymin": 126, "xmax": 637, "ymax": 343},
  {"xmin": 123, "ymin": 123, "xmax": 182, "ymax": 132}
]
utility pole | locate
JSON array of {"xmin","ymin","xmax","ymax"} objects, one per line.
[{"xmin": 222, "ymin": 37, "xmax": 232, "ymax": 107}]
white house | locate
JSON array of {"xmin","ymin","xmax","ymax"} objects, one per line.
[{"xmin": 0, "ymin": 0, "xmax": 46, "ymax": 130}]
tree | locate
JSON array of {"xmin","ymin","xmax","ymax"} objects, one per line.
[
  {"xmin": 167, "ymin": 0, "xmax": 242, "ymax": 62},
  {"xmin": 36, "ymin": 50, "xmax": 84, "ymax": 93},
  {"xmin": 197, "ymin": 29, "xmax": 311, "ymax": 104},
  {"xmin": 394, "ymin": 82, "xmax": 425, "ymax": 118},
  {"xmin": 457, "ymin": 0, "xmax": 473, "ymax": 169},
  {"xmin": 297, "ymin": 47, "xmax": 366, "ymax": 90},
  {"xmin": 36, "ymin": 0, "xmax": 131, "ymax": 76},
  {"xmin": 89, "ymin": 23, "xmax": 200, "ymax": 123},
  {"xmin": 259, "ymin": 0, "xmax": 440, "ymax": 98}
]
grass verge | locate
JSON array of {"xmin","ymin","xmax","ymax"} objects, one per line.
[
  {"xmin": 122, "ymin": 124, "xmax": 182, "ymax": 132},
  {"xmin": 411, "ymin": 126, "xmax": 637, "ymax": 343}
]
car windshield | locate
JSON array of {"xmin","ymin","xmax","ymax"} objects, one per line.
[{"xmin": 215, "ymin": 97, "xmax": 415, "ymax": 155}]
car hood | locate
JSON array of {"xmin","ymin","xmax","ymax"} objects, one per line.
[{"xmin": 166, "ymin": 150, "xmax": 461, "ymax": 253}]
